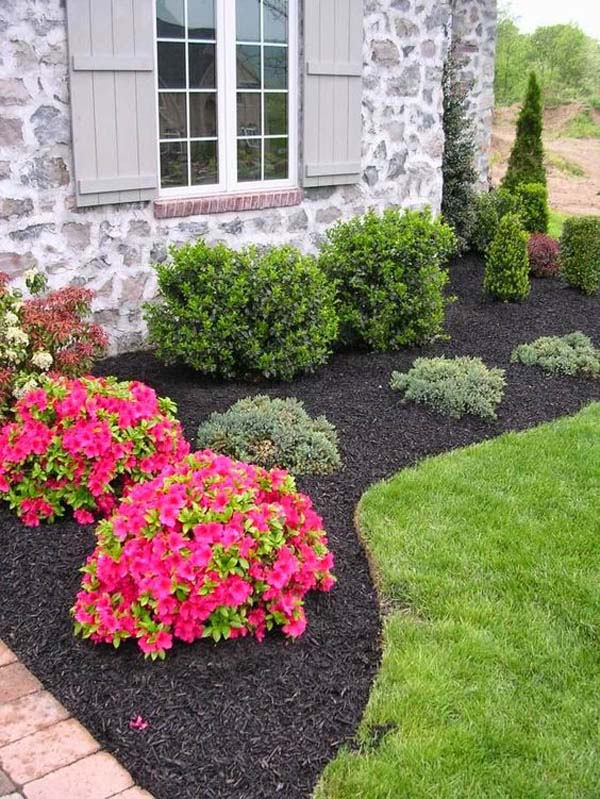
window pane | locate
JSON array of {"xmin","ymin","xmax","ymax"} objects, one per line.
[
  {"xmin": 264, "ymin": 137, "xmax": 287, "ymax": 179},
  {"xmin": 236, "ymin": 0, "xmax": 260, "ymax": 42},
  {"xmin": 189, "ymin": 43, "xmax": 216, "ymax": 88},
  {"xmin": 264, "ymin": 92, "xmax": 287, "ymax": 135},
  {"xmin": 237, "ymin": 93, "xmax": 261, "ymax": 136},
  {"xmin": 237, "ymin": 139, "xmax": 261, "ymax": 181},
  {"xmin": 160, "ymin": 141, "xmax": 188, "ymax": 187},
  {"xmin": 159, "ymin": 93, "xmax": 187, "ymax": 139},
  {"xmin": 264, "ymin": 0, "xmax": 287, "ymax": 43},
  {"xmin": 191, "ymin": 140, "xmax": 218, "ymax": 185},
  {"xmin": 190, "ymin": 92, "xmax": 217, "ymax": 137},
  {"xmin": 157, "ymin": 0, "xmax": 184, "ymax": 38},
  {"xmin": 237, "ymin": 44, "xmax": 261, "ymax": 88},
  {"xmin": 188, "ymin": 0, "xmax": 216, "ymax": 39},
  {"xmin": 264, "ymin": 46, "xmax": 287, "ymax": 89},
  {"xmin": 158, "ymin": 42, "xmax": 186, "ymax": 89}
]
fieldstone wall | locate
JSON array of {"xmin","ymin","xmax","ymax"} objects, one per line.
[
  {"xmin": 450, "ymin": 0, "xmax": 497, "ymax": 188},
  {"xmin": 0, "ymin": 0, "xmax": 494, "ymax": 353}
]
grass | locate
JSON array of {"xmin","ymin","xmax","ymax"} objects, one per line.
[
  {"xmin": 548, "ymin": 209, "xmax": 568, "ymax": 238},
  {"xmin": 561, "ymin": 110, "xmax": 600, "ymax": 139},
  {"xmin": 545, "ymin": 151, "xmax": 585, "ymax": 178},
  {"xmin": 316, "ymin": 405, "xmax": 600, "ymax": 799}
]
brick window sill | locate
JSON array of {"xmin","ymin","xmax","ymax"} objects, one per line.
[{"xmin": 153, "ymin": 188, "xmax": 303, "ymax": 219}]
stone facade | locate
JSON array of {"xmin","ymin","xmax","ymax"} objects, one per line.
[{"xmin": 0, "ymin": 0, "xmax": 496, "ymax": 353}]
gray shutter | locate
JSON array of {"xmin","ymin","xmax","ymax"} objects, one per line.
[
  {"xmin": 65, "ymin": 0, "xmax": 158, "ymax": 208},
  {"xmin": 303, "ymin": 0, "xmax": 363, "ymax": 188}
]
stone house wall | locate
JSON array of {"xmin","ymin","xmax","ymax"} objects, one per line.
[{"xmin": 0, "ymin": 0, "xmax": 496, "ymax": 353}]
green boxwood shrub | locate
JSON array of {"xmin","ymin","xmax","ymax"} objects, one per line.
[
  {"xmin": 513, "ymin": 182, "xmax": 549, "ymax": 233},
  {"xmin": 390, "ymin": 356, "xmax": 506, "ymax": 420},
  {"xmin": 196, "ymin": 395, "xmax": 341, "ymax": 475},
  {"xmin": 560, "ymin": 216, "xmax": 600, "ymax": 295},
  {"xmin": 471, "ymin": 192, "xmax": 500, "ymax": 254},
  {"xmin": 144, "ymin": 242, "xmax": 338, "ymax": 380},
  {"xmin": 511, "ymin": 332, "xmax": 600, "ymax": 377},
  {"xmin": 483, "ymin": 213, "xmax": 530, "ymax": 301},
  {"xmin": 319, "ymin": 208, "xmax": 456, "ymax": 351},
  {"xmin": 471, "ymin": 188, "xmax": 523, "ymax": 254}
]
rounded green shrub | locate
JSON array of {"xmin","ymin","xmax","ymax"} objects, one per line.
[
  {"xmin": 319, "ymin": 208, "xmax": 456, "ymax": 351},
  {"xmin": 513, "ymin": 182, "xmax": 549, "ymax": 233},
  {"xmin": 483, "ymin": 213, "xmax": 530, "ymax": 301},
  {"xmin": 144, "ymin": 242, "xmax": 339, "ymax": 380},
  {"xmin": 196, "ymin": 395, "xmax": 341, "ymax": 475},
  {"xmin": 390, "ymin": 356, "xmax": 506, "ymax": 420},
  {"xmin": 560, "ymin": 216, "xmax": 600, "ymax": 295},
  {"xmin": 511, "ymin": 332, "xmax": 600, "ymax": 377}
]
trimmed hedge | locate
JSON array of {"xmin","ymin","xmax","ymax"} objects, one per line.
[
  {"xmin": 144, "ymin": 241, "xmax": 339, "ymax": 380},
  {"xmin": 513, "ymin": 182, "xmax": 549, "ymax": 233},
  {"xmin": 319, "ymin": 208, "xmax": 456, "ymax": 351},
  {"xmin": 483, "ymin": 213, "xmax": 530, "ymax": 301},
  {"xmin": 560, "ymin": 216, "xmax": 600, "ymax": 295}
]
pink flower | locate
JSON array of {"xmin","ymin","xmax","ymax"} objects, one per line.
[
  {"xmin": 74, "ymin": 509, "xmax": 95, "ymax": 525},
  {"xmin": 71, "ymin": 450, "xmax": 334, "ymax": 657},
  {"xmin": 129, "ymin": 715, "xmax": 149, "ymax": 731}
]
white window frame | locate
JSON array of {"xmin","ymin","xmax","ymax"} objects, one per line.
[{"xmin": 155, "ymin": 0, "xmax": 298, "ymax": 198}]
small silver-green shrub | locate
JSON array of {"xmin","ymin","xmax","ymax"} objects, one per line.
[
  {"xmin": 511, "ymin": 332, "xmax": 600, "ymax": 377},
  {"xmin": 196, "ymin": 395, "xmax": 341, "ymax": 475},
  {"xmin": 390, "ymin": 356, "xmax": 506, "ymax": 420}
]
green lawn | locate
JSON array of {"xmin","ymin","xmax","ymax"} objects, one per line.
[
  {"xmin": 316, "ymin": 405, "xmax": 600, "ymax": 799},
  {"xmin": 548, "ymin": 209, "xmax": 568, "ymax": 238}
]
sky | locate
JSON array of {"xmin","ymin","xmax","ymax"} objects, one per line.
[{"xmin": 507, "ymin": 0, "xmax": 600, "ymax": 40}]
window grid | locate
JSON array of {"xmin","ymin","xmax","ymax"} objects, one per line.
[
  {"xmin": 235, "ymin": 1, "xmax": 288, "ymax": 183},
  {"xmin": 157, "ymin": 1, "xmax": 219, "ymax": 189},
  {"xmin": 156, "ymin": 0, "xmax": 295, "ymax": 196}
]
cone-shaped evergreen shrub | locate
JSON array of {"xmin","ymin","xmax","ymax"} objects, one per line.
[
  {"xmin": 483, "ymin": 213, "xmax": 530, "ymax": 301},
  {"xmin": 513, "ymin": 182, "xmax": 548, "ymax": 233},
  {"xmin": 471, "ymin": 188, "xmax": 523, "ymax": 254},
  {"xmin": 441, "ymin": 48, "xmax": 477, "ymax": 253},
  {"xmin": 560, "ymin": 216, "xmax": 600, "ymax": 295},
  {"xmin": 502, "ymin": 73, "xmax": 546, "ymax": 191}
]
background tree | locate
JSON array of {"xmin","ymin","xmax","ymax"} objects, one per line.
[
  {"xmin": 502, "ymin": 72, "xmax": 546, "ymax": 190},
  {"xmin": 528, "ymin": 24, "xmax": 588, "ymax": 103},
  {"xmin": 494, "ymin": 4, "xmax": 600, "ymax": 106},
  {"xmin": 441, "ymin": 47, "xmax": 477, "ymax": 253},
  {"xmin": 494, "ymin": 8, "xmax": 530, "ymax": 105}
]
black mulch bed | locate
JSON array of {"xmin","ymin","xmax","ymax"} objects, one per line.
[{"xmin": 1, "ymin": 257, "xmax": 599, "ymax": 799}]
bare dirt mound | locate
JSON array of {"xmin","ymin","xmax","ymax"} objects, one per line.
[{"xmin": 491, "ymin": 103, "xmax": 600, "ymax": 216}]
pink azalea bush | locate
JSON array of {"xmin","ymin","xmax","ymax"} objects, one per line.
[
  {"xmin": 0, "ymin": 375, "xmax": 189, "ymax": 526},
  {"xmin": 72, "ymin": 450, "xmax": 335, "ymax": 658}
]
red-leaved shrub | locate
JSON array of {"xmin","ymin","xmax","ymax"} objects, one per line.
[
  {"xmin": 527, "ymin": 233, "xmax": 560, "ymax": 277},
  {"xmin": 0, "ymin": 375, "xmax": 189, "ymax": 525},
  {"xmin": 21, "ymin": 285, "xmax": 108, "ymax": 375},
  {"xmin": 0, "ymin": 270, "xmax": 108, "ymax": 418},
  {"xmin": 72, "ymin": 451, "xmax": 335, "ymax": 658}
]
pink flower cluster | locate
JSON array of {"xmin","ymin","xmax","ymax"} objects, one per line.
[
  {"xmin": 0, "ymin": 376, "xmax": 189, "ymax": 525},
  {"xmin": 72, "ymin": 450, "xmax": 335, "ymax": 658}
]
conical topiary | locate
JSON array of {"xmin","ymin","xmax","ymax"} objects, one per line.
[
  {"xmin": 483, "ymin": 213, "xmax": 530, "ymax": 301},
  {"xmin": 502, "ymin": 72, "xmax": 546, "ymax": 191}
]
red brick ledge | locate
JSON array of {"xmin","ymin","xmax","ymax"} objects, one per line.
[{"xmin": 154, "ymin": 188, "xmax": 303, "ymax": 219}]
